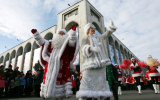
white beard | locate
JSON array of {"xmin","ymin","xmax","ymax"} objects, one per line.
[{"xmin": 52, "ymin": 33, "xmax": 68, "ymax": 48}]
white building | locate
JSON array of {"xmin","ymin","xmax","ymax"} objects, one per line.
[{"xmin": 0, "ymin": 0, "xmax": 141, "ymax": 75}]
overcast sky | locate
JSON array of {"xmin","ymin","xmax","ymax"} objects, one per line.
[{"xmin": 0, "ymin": 0, "xmax": 160, "ymax": 61}]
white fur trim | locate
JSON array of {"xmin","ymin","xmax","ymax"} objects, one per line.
[
  {"xmin": 82, "ymin": 45, "xmax": 92, "ymax": 57},
  {"xmin": 132, "ymin": 73, "xmax": 141, "ymax": 77},
  {"xmin": 118, "ymin": 78, "xmax": 122, "ymax": 81},
  {"xmin": 130, "ymin": 63, "xmax": 139, "ymax": 68},
  {"xmin": 149, "ymin": 73, "xmax": 160, "ymax": 77},
  {"xmin": 33, "ymin": 31, "xmax": 45, "ymax": 46},
  {"xmin": 105, "ymin": 62, "xmax": 112, "ymax": 66},
  {"xmin": 58, "ymin": 35, "xmax": 79, "ymax": 71},
  {"xmin": 40, "ymin": 83, "xmax": 45, "ymax": 97},
  {"xmin": 76, "ymin": 91, "xmax": 113, "ymax": 98},
  {"xmin": 84, "ymin": 23, "xmax": 95, "ymax": 35},
  {"xmin": 42, "ymin": 40, "xmax": 50, "ymax": 62},
  {"xmin": 68, "ymin": 39, "xmax": 76, "ymax": 47},
  {"xmin": 66, "ymin": 90, "xmax": 73, "ymax": 95}
]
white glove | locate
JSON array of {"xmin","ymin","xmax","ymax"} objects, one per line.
[
  {"xmin": 107, "ymin": 18, "xmax": 117, "ymax": 32},
  {"xmin": 90, "ymin": 46, "xmax": 101, "ymax": 52}
]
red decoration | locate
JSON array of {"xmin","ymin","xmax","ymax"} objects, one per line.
[
  {"xmin": 154, "ymin": 59, "xmax": 160, "ymax": 66},
  {"xmin": 137, "ymin": 61, "xmax": 147, "ymax": 68},
  {"xmin": 123, "ymin": 59, "xmax": 132, "ymax": 66},
  {"xmin": 120, "ymin": 64, "xmax": 128, "ymax": 70},
  {"xmin": 72, "ymin": 25, "xmax": 76, "ymax": 31}
]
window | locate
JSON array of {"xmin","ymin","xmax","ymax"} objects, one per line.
[
  {"xmin": 91, "ymin": 10, "xmax": 100, "ymax": 21},
  {"xmin": 64, "ymin": 9, "xmax": 78, "ymax": 21}
]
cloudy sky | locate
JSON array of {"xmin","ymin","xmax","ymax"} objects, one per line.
[{"xmin": 0, "ymin": 0, "xmax": 160, "ymax": 61}]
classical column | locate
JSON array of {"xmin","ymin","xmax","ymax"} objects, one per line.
[
  {"xmin": 29, "ymin": 47, "xmax": 34, "ymax": 70},
  {"xmin": 113, "ymin": 43, "xmax": 118, "ymax": 64},
  {"xmin": 2, "ymin": 56, "xmax": 5, "ymax": 66},
  {"xmin": 119, "ymin": 48, "xmax": 123, "ymax": 64},
  {"xmin": 14, "ymin": 54, "xmax": 18, "ymax": 69},
  {"xmin": 20, "ymin": 51, "xmax": 25, "ymax": 72}
]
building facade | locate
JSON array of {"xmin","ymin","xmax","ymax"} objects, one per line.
[{"xmin": 0, "ymin": 0, "xmax": 141, "ymax": 75}]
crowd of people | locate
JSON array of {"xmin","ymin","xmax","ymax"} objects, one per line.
[{"xmin": 0, "ymin": 64, "xmax": 44, "ymax": 99}]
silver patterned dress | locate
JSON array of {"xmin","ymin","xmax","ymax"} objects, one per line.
[{"xmin": 76, "ymin": 33, "xmax": 113, "ymax": 99}]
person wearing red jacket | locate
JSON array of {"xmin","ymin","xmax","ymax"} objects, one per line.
[
  {"xmin": 124, "ymin": 74, "xmax": 131, "ymax": 91},
  {"xmin": 130, "ymin": 57, "xmax": 142, "ymax": 94},
  {"xmin": 140, "ymin": 75, "xmax": 146, "ymax": 90},
  {"xmin": 145, "ymin": 71, "xmax": 152, "ymax": 89},
  {"xmin": 71, "ymin": 75, "xmax": 76, "ymax": 95},
  {"xmin": 115, "ymin": 64, "xmax": 122, "ymax": 95},
  {"xmin": 0, "ymin": 75, "xmax": 5, "ymax": 99},
  {"xmin": 130, "ymin": 75, "xmax": 136, "ymax": 90},
  {"xmin": 146, "ymin": 55, "xmax": 160, "ymax": 94}
]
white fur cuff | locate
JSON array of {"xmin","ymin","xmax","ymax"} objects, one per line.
[
  {"xmin": 33, "ymin": 31, "xmax": 45, "ymax": 46},
  {"xmin": 105, "ymin": 62, "xmax": 112, "ymax": 66},
  {"xmin": 82, "ymin": 45, "xmax": 92, "ymax": 57},
  {"xmin": 36, "ymin": 39, "xmax": 45, "ymax": 46},
  {"xmin": 42, "ymin": 40, "xmax": 50, "ymax": 62}
]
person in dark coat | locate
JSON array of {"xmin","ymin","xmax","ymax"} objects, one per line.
[
  {"xmin": 5, "ymin": 65, "xmax": 13, "ymax": 97},
  {"xmin": 75, "ymin": 76, "xmax": 80, "ymax": 92},
  {"xmin": 24, "ymin": 70, "xmax": 31, "ymax": 95},
  {"xmin": 105, "ymin": 64, "xmax": 119, "ymax": 100},
  {"xmin": 0, "ymin": 65, "xmax": 5, "ymax": 76},
  {"xmin": 26, "ymin": 74, "xmax": 33, "ymax": 96},
  {"xmin": 34, "ymin": 67, "xmax": 44, "ymax": 97},
  {"xmin": 12, "ymin": 67, "xmax": 20, "ymax": 80}
]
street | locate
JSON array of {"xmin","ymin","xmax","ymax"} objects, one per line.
[{"xmin": 2, "ymin": 90, "xmax": 160, "ymax": 100}]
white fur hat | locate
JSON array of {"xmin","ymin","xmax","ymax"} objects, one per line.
[
  {"xmin": 115, "ymin": 63, "xmax": 118, "ymax": 66},
  {"xmin": 84, "ymin": 23, "xmax": 95, "ymax": 35},
  {"xmin": 56, "ymin": 28, "xmax": 66, "ymax": 34}
]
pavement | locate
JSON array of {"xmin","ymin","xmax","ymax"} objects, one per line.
[{"xmin": 1, "ymin": 90, "xmax": 160, "ymax": 100}]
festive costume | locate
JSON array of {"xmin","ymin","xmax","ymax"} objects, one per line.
[
  {"xmin": 76, "ymin": 19, "xmax": 117, "ymax": 100},
  {"xmin": 120, "ymin": 58, "xmax": 142, "ymax": 94},
  {"xmin": 105, "ymin": 64, "xmax": 119, "ymax": 100},
  {"xmin": 124, "ymin": 75, "xmax": 131, "ymax": 91},
  {"xmin": 130, "ymin": 76, "xmax": 136, "ymax": 90},
  {"xmin": 145, "ymin": 55, "xmax": 160, "ymax": 94},
  {"xmin": 31, "ymin": 26, "xmax": 79, "ymax": 99}
]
